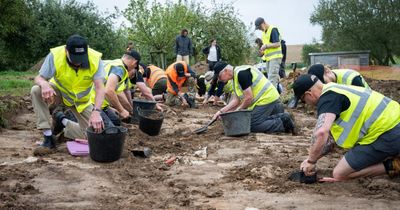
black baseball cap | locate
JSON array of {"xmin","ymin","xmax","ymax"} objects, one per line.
[
  {"xmin": 289, "ymin": 74, "xmax": 319, "ymax": 108},
  {"xmin": 213, "ymin": 61, "xmax": 228, "ymax": 80},
  {"xmin": 125, "ymin": 50, "xmax": 141, "ymax": 62},
  {"xmin": 307, "ymin": 64, "xmax": 325, "ymax": 83},
  {"xmin": 175, "ymin": 63, "xmax": 185, "ymax": 77},
  {"xmin": 254, "ymin": 17, "xmax": 264, "ymax": 30},
  {"xmin": 66, "ymin": 34, "xmax": 89, "ymax": 68}
]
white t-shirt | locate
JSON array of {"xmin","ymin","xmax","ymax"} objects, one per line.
[{"xmin": 207, "ymin": 46, "xmax": 218, "ymax": 62}]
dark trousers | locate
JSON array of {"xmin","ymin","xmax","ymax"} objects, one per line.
[
  {"xmin": 207, "ymin": 60, "xmax": 217, "ymax": 71},
  {"xmin": 250, "ymin": 100, "xmax": 285, "ymax": 133},
  {"xmin": 102, "ymin": 107, "xmax": 120, "ymax": 127}
]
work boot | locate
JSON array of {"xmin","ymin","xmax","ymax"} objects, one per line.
[
  {"xmin": 52, "ymin": 111, "xmax": 66, "ymax": 136},
  {"xmin": 384, "ymin": 158, "xmax": 400, "ymax": 178},
  {"xmin": 33, "ymin": 135, "xmax": 56, "ymax": 156},
  {"xmin": 280, "ymin": 112, "xmax": 298, "ymax": 135}
]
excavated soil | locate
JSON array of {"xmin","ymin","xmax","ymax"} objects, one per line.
[{"xmin": 1, "ymin": 79, "xmax": 400, "ymax": 209}]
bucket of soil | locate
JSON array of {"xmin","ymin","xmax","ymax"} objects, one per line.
[
  {"xmin": 132, "ymin": 99, "xmax": 157, "ymax": 123},
  {"xmin": 86, "ymin": 126, "xmax": 127, "ymax": 162},
  {"xmin": 220, "ymin": 110, "xmax": 251, "ymax": 136},
  {"xmin": 138, "ymin": 109, "xmax": 164, "ymax": 136}
]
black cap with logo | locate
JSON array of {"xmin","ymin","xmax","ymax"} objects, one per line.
[
  {"xmin": 66, "ymin": 34, "xmax": 89, "ymax": 68},
  {"xmin": 289, "ymin": 74, "xmax": 319, "ymax": 108}
]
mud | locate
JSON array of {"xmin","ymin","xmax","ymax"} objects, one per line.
[{"xmin": 1, "ymin": 78, "xmax": 400, "ymax": 209}]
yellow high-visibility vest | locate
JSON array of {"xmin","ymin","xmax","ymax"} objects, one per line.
[
  {"xmin": 261, "ymin": 25, "xmax": 283, "ymax": 62},
  {"xmin": 233, "ymin": 65, "xmax": 280, "ymax": 110},
  {"xmin": 49, "ymin": 45, "xmax": 102, "ymax": 113},
  {"xmin": 332, "ymin": 69, "xmax": 370, "ymax": 89},
  {"xmin": 322, "ymin": 83, "xmax": 400, "ymax": 149}
]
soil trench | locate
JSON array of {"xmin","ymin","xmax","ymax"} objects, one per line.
[{"xmin": 1, "ymin": 78, "xmax": 400, "ymax": 209}]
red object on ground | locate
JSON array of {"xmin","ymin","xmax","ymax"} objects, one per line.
[{"xmin": 165, "ymin": 156, "xmax": 177, "ymax": 166}]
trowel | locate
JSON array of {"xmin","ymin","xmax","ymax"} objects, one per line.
[{"xmin": 194, "ymin": 118, "xmax": 217, "ymax": 134}]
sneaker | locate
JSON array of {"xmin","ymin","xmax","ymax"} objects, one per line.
[
  {"xmin": 384, "ymin": 158, "xmax": 400, "ymax": 178},
  {"xmin": 33, "ymin": 136, "xmax": 55, "ymax": 156},
  {"xmin": 280, "ymin": 112, "xmax": 298, "ymax": 135},
  {"xmin": 52, "ymin": 111, "xmax": 66, "ymax": 136}
]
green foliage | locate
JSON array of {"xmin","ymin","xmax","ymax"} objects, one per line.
[
  {"xmin": 311, "ymin": 0, "xmax": 400, "ymax": 66},
  {"xmin": 302, "ymin": 41, "xmax": 323, "ymax": 65},
  {"xmin": 124, "ymin": 0, "xmax": 250, "ymax": 66},
  {"xmin": 0, "ymin": 71, "xmax": 35, "ymax": 96},
  {"xmin": 0, "ymin": 0, "xmax": 127, "ymax": 71}
]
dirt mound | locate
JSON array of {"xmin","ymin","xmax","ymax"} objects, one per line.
[{"xmin": 365, "ymin": 78, "xmax": 400, "ymax": 102}]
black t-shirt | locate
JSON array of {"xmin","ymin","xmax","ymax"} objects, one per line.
[
  {"xmin": 351, "ymin": 75, "xmax": 364, "ymax": 87},
  {"xmin": 317, "ymin": 91, "xmax": 351, "ymax": 119},
  {"xmin": 237, "ymin": 68, "xmax": 253, "ymax": 90},
  {"xmin": 270, "ymin": 28, "xmax": 280, "ymax": 43},
  {"xmin": 129, "ymin": 70, "xmax": 144, "ymax": 84}
]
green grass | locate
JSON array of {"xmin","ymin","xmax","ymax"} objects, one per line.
[{"xmin": 0, "ymin": 71, "xmax": 36, "ymax": 96}]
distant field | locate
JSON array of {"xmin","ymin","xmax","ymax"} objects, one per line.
[
  {"xmin": 359, "ymin": 67, "xmax": 400, "ymax": 81},
  {"xmin": 0, "ymin": 71, "xmax": 35, "ymax": 96}
]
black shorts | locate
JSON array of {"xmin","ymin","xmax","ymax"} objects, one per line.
[{"xmin": 345, "ymin": 123, "xmax": 400, "ymax": 171}]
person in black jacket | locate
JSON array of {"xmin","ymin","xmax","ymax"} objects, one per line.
[{"xmin": 202, "ymin": 39, "xmax": 221, "ymax": 71}]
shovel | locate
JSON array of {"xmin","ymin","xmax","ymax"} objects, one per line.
[{"xmin": 194, "ymin": 118, "xmax": 217, "ymax": 134}]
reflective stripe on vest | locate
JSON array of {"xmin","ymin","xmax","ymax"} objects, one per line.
[
  {"xmin": 147, "ymin": 65, "xmax": 166, "ymax": 89},
  {"xmin": 262, "ymin": 25, "xmax": 283, "ymax": 62},
  {"xmin": 49, "ymin": 45, "xmax": 102, "ymax": 113},
  {"xmin": 233, "ymin": 65, "xmax": 279, "ymax": 110},
  {"xmin": 322, "ymin": 83, "xmax": 400, "ymax": 148},
  {"xmin": 332, "ymin": 69, "xmax": 370, "ymax": 89}
]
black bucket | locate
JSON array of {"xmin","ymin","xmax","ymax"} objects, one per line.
[
  {"xmin": 220, "ymin": 110, "xmax": 252, "ymax": 136},
  {"xmin": 132, "ymin": 99, "xmax": 157, "ymax": 123},
  {"xmin": 138, "ymin": 109, "xmax": 164, "ymax": 136},
  {"xmin": 87, "ymin": 126, "xmax": 127, "ymax": 162}
]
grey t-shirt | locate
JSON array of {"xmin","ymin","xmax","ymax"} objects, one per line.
[
  {"xmin": 108, "ymin": 66, "xmax": 125, "ymax": 82},
  {"xmin": 39, "ymin": 53, "xmax": 105, "ymax": 80}
]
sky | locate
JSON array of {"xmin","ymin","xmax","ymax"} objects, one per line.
[{"xmin": 76, "ymin": 0, "xmax": 322, "ymax": 45}]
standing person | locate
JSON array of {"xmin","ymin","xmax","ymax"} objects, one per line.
[
  {"xmin": 31, "ymin": 34, "xmax": 108, "ymax": 150},
  {"xmin": 211, "ymin": 61, "xmax": 296, "ymax": 134},
  {"xmin": 202, "ymin": 39, "xmax": 222, "ymax": 71},
  {"xmin": 165, "ymin": 61, "xmax": 197, "ymax": 108},
  {"xmin": 292, "ymin": 74, "xmax": 400, "ymax": 181},
  {"xmin": 279, "ymin": 39, "xmax": 287, "ymax": 78},
  {"xmin": 254, "ymin": 17, "xmax": 283, "ymax": 89},
  {"xmin": 308, "ymin": 64, "xmax": 370, "ymax": 89},
  {"xmin": 126, "ymin": 41, "xmax": 134, "ymax": 52},
  {"xmin": 175, "ymin": 29, "xmax": 193, "ymax": 65}
]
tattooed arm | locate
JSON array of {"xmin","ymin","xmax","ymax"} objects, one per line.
[{"xmin": 301, "ymin": 113, "xmax": 336, "ymax": 175}]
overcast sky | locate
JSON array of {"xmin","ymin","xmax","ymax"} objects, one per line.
[{"xmin": 76, "ymin": 0, "xmax": 322, "ymax": 45}]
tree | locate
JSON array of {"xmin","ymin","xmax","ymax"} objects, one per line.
[
  {"xmin": 124, "ymin": 0, "xmax": 250, "ymax": 66},
  {"xmin": 302, "ymin": 41, "xmax": 323, "ymax": 65},
  {"xmin": 0, "ymin": 0, "xmax": 127, "ymax": 71},
  {"xmin": 311, "ymin": 0, "xmax": 400, "ymax": 65}
]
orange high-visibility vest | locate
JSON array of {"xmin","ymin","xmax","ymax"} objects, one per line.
[
  {"xmin": 165, "ymin": 61, "xmax": 188, "ymax": 95},
  {"xmin": 146, "ymin": 65, "xmax": 167, "ymax": 88}
]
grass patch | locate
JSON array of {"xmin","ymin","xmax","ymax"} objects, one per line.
[{"xmin": 0, "ymin": 71, "xmax": 36, "ymax": 96}]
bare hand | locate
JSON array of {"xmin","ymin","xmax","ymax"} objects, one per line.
[
  {"xmin": 89, "ymin": 111, "xmax": 104, "ymax": 133},
  {"xmin": 120, "ymin": 109, "xmax": 130, "ymax": 119},
  {"xmin": 156, "ymin": 103, "xmax": 164, "ymax": 112},
  {"xmin": 41, "ymin": 83, "xmax": 57, "ymax": 104},
  {"xmin": 212, "ymin": 110, "xmax": 222, "ymax": 121},
  {"xmin": 300, "ymin": 159, "xmax": 316, "ymax": 176}
]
